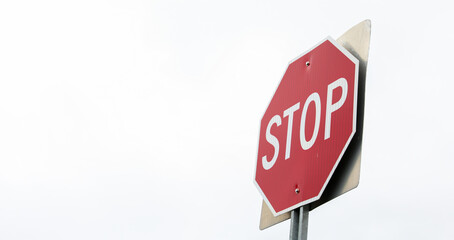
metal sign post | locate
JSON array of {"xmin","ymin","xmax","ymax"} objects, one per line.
[{"xmin": 289, "ymin": 205, "xmax": 309, "ymax": 240}]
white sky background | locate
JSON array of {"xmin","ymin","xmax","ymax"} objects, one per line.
[{"xmin": 1, "ymin": 0, "xmax": 453, "ymax": 239}]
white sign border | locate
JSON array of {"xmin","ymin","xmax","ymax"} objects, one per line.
[{"xmin": 253, "ymin": 36, "xmax": 359, "ymax": 217}]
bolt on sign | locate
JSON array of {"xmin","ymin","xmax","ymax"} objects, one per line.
[{"xmin": 254, "ymin": 37, "xmax": 359, "ymax": 216}]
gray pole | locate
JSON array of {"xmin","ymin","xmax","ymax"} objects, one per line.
[
  {"xmin": 298, "ymin": 205, "xmax": 309, "ymax": 240},
  {"xmin": 289, "ymin": 209, "xmax": 299, "ymax": 240},
  {"xmin": 289, "ymin": 205, "xmax": 309, "ymax": 240}
]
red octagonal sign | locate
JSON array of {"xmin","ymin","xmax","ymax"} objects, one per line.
[{"xmin": 254, "ymin": 37, "xmax": 359, "ymax": 216}]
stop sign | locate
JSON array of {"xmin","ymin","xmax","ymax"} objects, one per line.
[{"xmin": 254, "ymin": 37, "xmax": 359, "ymax": 216}]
